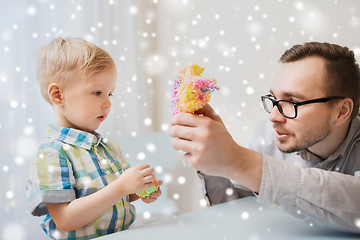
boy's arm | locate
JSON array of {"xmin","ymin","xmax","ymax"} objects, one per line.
[{"xmin": 47, "ymin": 164, "xmax": 154, "ymax": 231}]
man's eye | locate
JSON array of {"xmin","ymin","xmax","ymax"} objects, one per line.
[
  {"xmin": 93, "ymin": 91, "xmax": 101, "ymax": 96},
  {"xmin": 267, "ymin": 94, "xmax": 276, "ymax": 100},
  {"xmin": 109, "ymin": 93, "xmax": 113, "ymax": 97},
  {"xmin": 287, "ymin": 97, "xmax": 299, "ymax": 103}
]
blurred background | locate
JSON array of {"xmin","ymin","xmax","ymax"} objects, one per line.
[{"xmin": 1, "ymin": 0, "xmax": 360, "ymax": 239}]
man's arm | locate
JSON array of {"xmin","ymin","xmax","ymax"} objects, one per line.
[
  {"xmin": 260, "ymin": 155, "xmax": 360, "ymax": 233},
  {"xmin": 198, "ymin": 173, "xmax": 254, "ymax": 206},
  {"xmin": 169, "ymin": 104, "xmax": 360, "ymax": 233}
]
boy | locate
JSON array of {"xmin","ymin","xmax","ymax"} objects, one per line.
[{"xmin": 26, "ymin": 37, "xmax": 162, "ymax": 239}]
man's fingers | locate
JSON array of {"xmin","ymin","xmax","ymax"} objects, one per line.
[
  {"xmin": 170, "ymin": 105, "xmax": 224, "ymax": 128},
  {"xmin": 168, "ymin": 125, "xmax": 195, "ymax": 140},
  {"xmin": 183, "ymin": 152, "xmax": 193, "ymax": 164},
  {"xmin": 195, "ymin": 104, "xmax": 224, "ymax": 123},
  {"xmin": 171, "ymin": 137, "xmax": 194, "ymax": 153},
  {"xmin": 170, "ymin": 112, "xmax": 205, "ymax": 127}
]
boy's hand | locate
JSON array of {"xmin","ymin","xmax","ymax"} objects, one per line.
[
  {"xmin": 118, "ymin": 164, "xmax": 155, "ymax": 195},
  {"xmin": 141, "ymin": 180, "xmax": 163, "ymax": 204}
]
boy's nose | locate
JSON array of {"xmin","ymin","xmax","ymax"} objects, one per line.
[{"xmin": 103, "ymin": 98, "xmax": 112, "ymax": 108}]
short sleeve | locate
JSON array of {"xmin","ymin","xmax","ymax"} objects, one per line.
[{"xmin": 26, "ymin": 146, "xmax": 76, "ymax": 216}]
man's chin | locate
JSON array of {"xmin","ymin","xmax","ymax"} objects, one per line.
[{"xmin": 277, "ymin": 142, "xmax": 300, "ymax": 153}]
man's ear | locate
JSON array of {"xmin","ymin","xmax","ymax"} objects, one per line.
[
  {"xmin": 335, "ymin": 98, "xmax": 353, "ymax": 125},
  {"xmin": 48, "ymin": 83, "xmax": 64, "ymax": 105}
]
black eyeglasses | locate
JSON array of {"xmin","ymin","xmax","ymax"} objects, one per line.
[{"xmin": 261, "ymin": 95, "xmax": 344, "ymax": 119}]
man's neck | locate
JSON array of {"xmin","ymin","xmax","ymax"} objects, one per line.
[{"xmin": 308, "ymin": 121, "xmax": 351, "ymax": 160}]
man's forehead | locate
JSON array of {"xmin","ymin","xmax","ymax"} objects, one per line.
[
  {"xmin": 270, "ymin": 56, "xmax": 326, "ymax": 98},
  {"xmin": 269, "ymin": 89, "xmax": 308, "ymax": 100}
]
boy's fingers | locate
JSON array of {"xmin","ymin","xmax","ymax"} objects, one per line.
[
  {"xmin": 150, "ymin": 189, "xmax": 161, "ymax": 198},
  {"xmin": 143, "ymin": 174, "xmax": 155, "ymax": 183},
  {"xmin": 155, "ymin": 179, "xmax": 163, "ymax": 186},
  {"xmin": 141, "ymin": 167, "xmax": 154, "ymax": 177},
  {"xmin": 138, "ymin": 164, "xmax": 151, "ymax": 170},
  {"xmin": 143, "ymin": 182, "xmax": 154, "ymax": 190}
]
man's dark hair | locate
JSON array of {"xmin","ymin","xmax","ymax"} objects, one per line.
[{"xmin": 280, "ymin": 42, "xmax": 360, "ymax": 119}]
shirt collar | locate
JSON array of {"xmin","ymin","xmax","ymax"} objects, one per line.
[
  {"xmin": 298, "ymin": 115, "xmax": 360, "ymax": 162},
  {"xmin": 46, "ymin": 124, "xmax": 103, "ymax": 150}
]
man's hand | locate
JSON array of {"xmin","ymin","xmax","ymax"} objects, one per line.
[
  {"xmin": 169, "ymin": 104, "xmax": 236, "ymax": 176},
  {"xmin": 169, "ymin": 104, "xmax": 263, "ymax": 192}
]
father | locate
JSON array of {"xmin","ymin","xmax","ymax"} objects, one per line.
[{"xmin": 169, "ymin": 42, "xmax": 360, "ymax": 233}]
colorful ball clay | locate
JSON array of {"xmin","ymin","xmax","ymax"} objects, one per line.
[
  {"xmin": 136, "ymin": 179, "xmax": 160, "ymax": 198},
  {"xmin": 170, "ymin": 63, "xmax": 219, "ymax": 115}
]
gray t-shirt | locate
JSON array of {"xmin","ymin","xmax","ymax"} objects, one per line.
[
  {"xmin": 202, "ymin": 116, "xmax": 360, "ymax": 233},
  {"xmin": 253, "ymin": 116, "xmax": 360, "ymax": 233}
]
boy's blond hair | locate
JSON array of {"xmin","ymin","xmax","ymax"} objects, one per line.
[{"xmin": 36, "ymin": 37, "xmax": 115, "ymax": 103}]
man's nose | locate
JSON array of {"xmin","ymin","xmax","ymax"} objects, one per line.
[{"xmin": 269, "ymin": 105, "xmax": 286, "ymax": 122}]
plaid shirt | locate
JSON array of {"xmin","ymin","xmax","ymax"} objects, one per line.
[{"xmin": 26, "ymin": 124, "xmax": 135, "ymax": 239}]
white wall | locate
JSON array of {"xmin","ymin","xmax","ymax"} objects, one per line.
[{"xmin": 153, "ymin": 0, "xmax": 360, "ymax": 147}]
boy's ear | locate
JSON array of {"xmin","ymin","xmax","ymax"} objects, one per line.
[{"xmin": 48, "ymin": 83, "xmax": 64, "ymax": 105}]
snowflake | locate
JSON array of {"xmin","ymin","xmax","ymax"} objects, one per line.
[{"xmin": 241, "ymin": 211, "xmax": 249, "ymax": 220}]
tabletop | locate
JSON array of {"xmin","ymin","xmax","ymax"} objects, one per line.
[{"xmin": 98, "ymin": 196, "xmax": 359, "ymax": 240}]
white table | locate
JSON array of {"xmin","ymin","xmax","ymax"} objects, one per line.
[{"xmin": 98, "ymin": 196, "xmax": 359, "ymax": 240}]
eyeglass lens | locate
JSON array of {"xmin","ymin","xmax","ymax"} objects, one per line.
[{"xmin": 263, "ymin": 98, "xmax": 296, "ymax": 118}]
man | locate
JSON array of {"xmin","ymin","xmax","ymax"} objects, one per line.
[{"xmin": 169, "ymin": 42, "xmax": 360, "ymax": 233}]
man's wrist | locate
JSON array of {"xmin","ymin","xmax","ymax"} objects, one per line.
[{"xmin": 227, "ymin": 147, "xmax": 263, "ymax": 193}]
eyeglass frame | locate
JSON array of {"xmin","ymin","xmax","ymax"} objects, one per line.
[{"xmin": 261, "ymin": 94, "xmax": 345, "ymax": 119}]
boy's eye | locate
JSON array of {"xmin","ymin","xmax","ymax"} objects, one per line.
[{"xmin": 93, "ymin": 91, "xmax": 101, "ymax": 96}]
